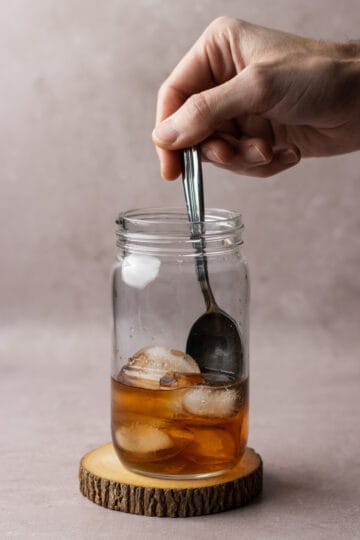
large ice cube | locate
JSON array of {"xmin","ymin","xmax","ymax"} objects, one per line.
[
  {"xmin": 115, "ymin": 423, "xmax": 193, "ymax": 459},
  {"xmin": 115, "ymin": 424, "xmax": 173, "ymax": 455},
  {"xmin": 129, "ymin": 346, "xmax": 200, "ymax": 373},
  {"xmin": 121, "ymin": 254, "xmax": 161, "ymax": 289},
  {"xmin": 183, "ymin": 386, "xmax": 239, "ymax": 418},
  {"xmin": 120, "ymin": 346, "xmax": 200, "ymax": 390}
]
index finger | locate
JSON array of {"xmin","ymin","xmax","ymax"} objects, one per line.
[{"xmin": 154, "ymin": 27, "xmax": 220, "ymax": 179}]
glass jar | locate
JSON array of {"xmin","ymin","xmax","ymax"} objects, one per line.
[{"xmin": 111, "ymin": 207, "xmax": 249, "ymax": 479}]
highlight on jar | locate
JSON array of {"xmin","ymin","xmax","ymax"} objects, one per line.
[{"xmin": 111, "ymin": 205, "xmax": 249, "ymax": 480}]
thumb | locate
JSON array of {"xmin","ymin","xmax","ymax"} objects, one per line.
[{"xmin": 152, "ymin": 67, "xmax": 266, "ymax": 149}]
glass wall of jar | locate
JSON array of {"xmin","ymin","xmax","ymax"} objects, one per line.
[{"xmin": 111, "ymin": 208, "xmax": 249, "ymax": 479}]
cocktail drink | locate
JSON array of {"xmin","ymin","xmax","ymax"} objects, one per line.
[
  {"xmin": 111, "ymin": 346, "xmax": 248, "ymax": 478},
  {"xmin": 112, "ymin": 208, "xmax": 249, "ymax": 479}
]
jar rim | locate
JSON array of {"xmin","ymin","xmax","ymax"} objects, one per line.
[{"xmin": 116, "ymin": 207, "xmax": 243, "ymax": 228}]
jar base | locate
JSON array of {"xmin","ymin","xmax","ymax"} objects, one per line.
[{"xmin": 126, "ymin": 466, "xmax": 230, "ymax": 480}]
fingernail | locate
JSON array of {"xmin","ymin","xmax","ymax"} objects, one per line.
[
  {"xmin": 202, "ymin": 147, "xmax": 221, "ymax": 162},
  {"xmin": 246, "ymin": 145, "xmax": 269, "ymax": 164},
  {"xmin": 153, "ymin": 120, "xmax": 179, "ymax": 144},
  {"xmin": 279, "ymin": 149, "xmax": 299, "ymax": 164}
]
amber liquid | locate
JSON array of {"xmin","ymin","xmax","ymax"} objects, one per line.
[{"xmin": 111, "ymin": 375, "xmax": 248, "ymax": 478}]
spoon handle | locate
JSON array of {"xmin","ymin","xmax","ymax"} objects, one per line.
[
  {"xmin": 182, "ymin": 147, "xmax": 216, "ymax": 310},
  {"xmin": 182, "ymin": 146, "xmax": 205, "ymax": 235}
]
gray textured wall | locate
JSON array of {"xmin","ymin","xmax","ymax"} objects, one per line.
[
  {"xmin": 1, "ymin": 0, "xmax": 359, "ymax": 342},
  {"xmin": 2, "ymin": 3, "xmax": 360, "ymax": 536}
]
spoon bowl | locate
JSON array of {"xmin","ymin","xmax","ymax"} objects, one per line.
[{"xmin": 186, "ymin": 309, "xmax": 243, "ymax": 381}]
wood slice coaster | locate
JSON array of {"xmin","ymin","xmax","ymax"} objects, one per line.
[{"xmin": 79, "ymin": 443, "xmax": 262, "ymax": 517}]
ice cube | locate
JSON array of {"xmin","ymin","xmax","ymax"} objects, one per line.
[
  {"xmin": 186, "ymin": 427, "xmax": 235, "ymax": 464},
  {"xmin": 119, "ymin": 365, "xmax": 163, "ymax": 390},
  {"xmin": 115, "ymin": 424, "xmax": 173, "ymax": 455},
  {"xmin": 183, "ymin": 386, "xmax": 239, "ymax": 418},
  {"xmin": 120, "ymin": 346, "xmax": 200, "ymax": 390},
  {"xmin": 121, "ymin": 254, "xmax": 161, "ymax": 289},
  {"xmin": 129, "ymin": 346, "xmax": 200, "ymax": 373},
  {"xmin": 115, "ymin": 423, "xmax": 193, "ymax": 459}
]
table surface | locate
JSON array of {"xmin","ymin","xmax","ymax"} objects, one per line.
[{"xmin": 2, "ymin": 321, "xmax": 360, "ymax": 540}]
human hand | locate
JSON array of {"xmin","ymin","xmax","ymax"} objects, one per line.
[{"xmin": 152, "ymin": 17, "xmax": 360, "ymax": 179}]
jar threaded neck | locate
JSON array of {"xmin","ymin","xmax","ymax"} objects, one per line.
[{"xmin": 116, "ymin": 207, "xmax": 244, "ymax": 256}]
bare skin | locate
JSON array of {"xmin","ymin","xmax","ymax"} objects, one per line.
[{"xmin": 152, "ymin": 17, "xmax": 360, "ymax": 179}]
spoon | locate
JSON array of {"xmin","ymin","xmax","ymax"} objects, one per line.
[{"xmin": 182, "ymin": 147, "xmax": 243, "ymax": 381}]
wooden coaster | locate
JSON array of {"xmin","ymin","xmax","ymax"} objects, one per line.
[{"xmin": 79, "ymin": 443, "xmax": 262, "ymax": 517}]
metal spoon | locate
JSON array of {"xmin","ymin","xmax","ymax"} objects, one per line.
[{"xmin": 182, "ymin": 147, "xmax": 243, "ymax": 381}]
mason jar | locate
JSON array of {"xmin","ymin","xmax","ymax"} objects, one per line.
[{"xmin": 111, "ymin": 207, "xmax": 249, "ymax": 479}]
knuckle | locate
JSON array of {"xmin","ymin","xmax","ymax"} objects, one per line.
[
  {"xmin": 207, "ymin": 16, "xmax": 239, "ymax": 35},
  {"xmin": 211, "ymin": 16, "xmax": 235, "ymax": 28},
  {"xmin": 245, "ymin": 63, "xmax": 272, "ymax": 107},
  {"xmin": 247, "ymin": 63, "xmax": 269, "ymax": 88},
  {"xmin": 187, "ymin": 92, "xmax": 213, "ymax": 123}
]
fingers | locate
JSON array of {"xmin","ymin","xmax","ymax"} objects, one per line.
[
  {"xmin": 202, "ymin": 136, "xmax": 272, "ymax": 166},
  {"xmin": 155, "ymin": 17, "xmax": 236, "ymax": 128},
  {"xmin": 158, "ymin": 134, "xmax": 300, "ymax": 180},
  {"xmin": 159, "ymin": 150, "xmax": 182, "ymax": 180},
  {"xmin": 154, "ymin": 21, "xmax": 226, "ymax": 180},
  {"xmin": 153, "ymin": 68, "xmax": 270, "ymax": 152},
  {"xmin": 159, "ymin": 119, "xmax": 239, "ymax": 180},
  {"xmin": 154, "ymin": 83, "xmax": 184, "ymax": 180},
  {"xmin": 201, "ymin": 135, "xmax": 301, "ymax": 177},
  {"xmin": 152, "ymin": 16, "xmax": 302, "ymax": 179}
]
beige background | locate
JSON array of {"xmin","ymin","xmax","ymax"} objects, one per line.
[{"xmin": 1, "ymin": 1, "xmax": 360, "ymax": 538}]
